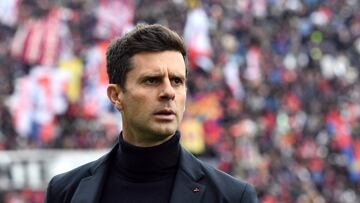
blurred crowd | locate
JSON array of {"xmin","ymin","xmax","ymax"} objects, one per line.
[{"xmin": 1, "ymin": 0, "xmax": 360, "ymax": 202}]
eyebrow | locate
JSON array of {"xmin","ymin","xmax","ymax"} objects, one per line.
[
  {"xmin": 139, "ymin": 72, "xmax": 186, "ymax": 80},
  {"xmin": 170, "ymin": 72, "xmax": 186, "ymax": 80},
  {"xmin": 138, "ymin": 73, "xmax": 162, "ymax": 81}
]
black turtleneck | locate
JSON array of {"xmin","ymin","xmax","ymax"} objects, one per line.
[{"xmin": 100, "ymin": 132, "xmax": 181, "ymax": 203}]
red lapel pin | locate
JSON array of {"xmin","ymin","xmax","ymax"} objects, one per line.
[{"xmin": 193, "ymin": 187, "xmax": 200, "ymax": 192}]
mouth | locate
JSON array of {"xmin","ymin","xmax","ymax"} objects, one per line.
[{"xmin": 153, "ymin": 109, "xmax": 176, "ymax": 120}]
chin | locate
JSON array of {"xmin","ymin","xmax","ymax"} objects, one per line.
[
  {"xmin": 159, "ymin": 129, "xmax": 177, "ymax": 137},
  {"xmin": 153, "ymin": 127, "xmax": 177, "ymax": 137}
]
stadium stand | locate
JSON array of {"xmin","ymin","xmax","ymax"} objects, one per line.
[{"xmin": 0, "ymin": 0, "xmax": 359, "ymax": 202}]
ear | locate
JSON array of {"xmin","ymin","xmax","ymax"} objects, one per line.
[{"xmin": 107, "ymin": 84, "xmax": 123, "ymax": 111}]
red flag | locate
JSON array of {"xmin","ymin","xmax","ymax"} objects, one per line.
[
  {"xmin": 11, "ymin": 8, "xmax": 65, "ymax": 66},
  {"xmin": 94, "ymin": 0, "xmax": 135, "ymax": 40}
]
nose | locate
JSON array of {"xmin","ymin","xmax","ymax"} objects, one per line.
[{"xmin": 159, "ymin": 79, "xmax": 175, "ymax": 100}]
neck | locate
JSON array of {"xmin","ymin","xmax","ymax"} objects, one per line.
[{"xmin": 114, "ymin": 131, "xmax": 181, "ymax": 181}]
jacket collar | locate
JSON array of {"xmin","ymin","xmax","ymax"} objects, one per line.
[
  {"xmin": 169, "ymin": 147, "xmax": 206, "ymax": 203},
  {"xmin": 70, "ymin": 144, "xmax": 206, "ymax": 203}
]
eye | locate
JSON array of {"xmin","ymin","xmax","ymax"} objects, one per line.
[
  {"xmin": 171, "ymin": 78, "xmax": 184, "ymax": 86},
  {"xmin": 144, "ymin": 77, "xmax": 159, "ymax": 85}
]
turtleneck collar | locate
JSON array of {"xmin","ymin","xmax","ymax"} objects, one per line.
[{"xmin": 114, "ymin": 131, "xmax": 181, "ymax": 182}]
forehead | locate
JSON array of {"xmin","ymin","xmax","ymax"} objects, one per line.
[{"xmin": 129, "ymin": 51, "xmax": 186, "ymax": 76}]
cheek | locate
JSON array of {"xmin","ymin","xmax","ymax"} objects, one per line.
[
  {"xmin": 177, "ymin": 93, "xmax": 187, "ymax": 112},
  {"xmin": 127, "ymin": 94, "xmax": 153, "ymax": 114}
]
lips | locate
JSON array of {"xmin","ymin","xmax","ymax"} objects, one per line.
[
  {"xmin": 154, "ymin": 109, "xmax": 175, "ymax": 115},
  {"xmin": 154, "ymin": 109, "xmax": 175, "ymax": 120}
]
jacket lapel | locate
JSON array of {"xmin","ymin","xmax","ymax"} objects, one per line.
[
  {"xmin": 170, "ymin": 148, "xmax": 206, "ymax": 203},
  {"xmin": 71, "ymin": 144, "xmax": 119, "ymax": 203},
  {"xmin": 68, "ymin": 143, "xmax": 207, "ymax": 203},
  {"xmin": 70, "ymin": 171, "xmax": 104, "ymax": 203}
]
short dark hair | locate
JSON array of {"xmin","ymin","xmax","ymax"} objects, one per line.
[{"xmin": 106, "ymin": 24, "xmax": 187, "ymax": 88}]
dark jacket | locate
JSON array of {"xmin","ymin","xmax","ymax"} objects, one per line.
[{"xmin": 45, "ymin": 144, "xmax": 258, "ymax": 203}]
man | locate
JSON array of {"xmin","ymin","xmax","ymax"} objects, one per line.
[{"xmin": 45, "ymin": 24, "xmax": 258, "ymax": 203}]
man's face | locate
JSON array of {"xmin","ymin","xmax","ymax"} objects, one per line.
[{"xmin": 118, "ymin": 51, "xmax": 187, "ymax": 146}]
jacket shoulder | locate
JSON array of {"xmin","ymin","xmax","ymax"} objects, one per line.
[
  {"xmin": 45, "ymin": 160, "xmax": 97, "ymax": 203},
  {"xmin": 45, "ymin": 147, "xmax": 114, "ymax": 203}
]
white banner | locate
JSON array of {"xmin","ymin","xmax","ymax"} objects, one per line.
[{"xmin": 0, "ymin": 149, "xmax": 108, "ymax": 190}]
